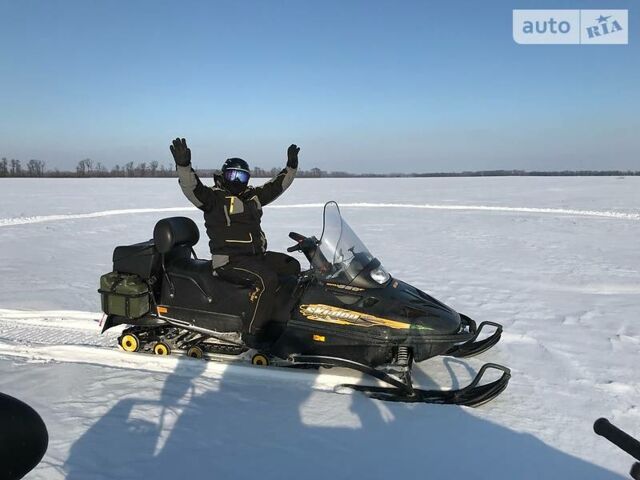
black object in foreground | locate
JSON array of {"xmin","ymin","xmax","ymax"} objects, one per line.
[
  {"xmin": 0, "ymin": 392, "xmax": 49, "ymax": 480},
  {"xmin": 594, "ymin": 417, "xmax": 640, "ymax": 480}
]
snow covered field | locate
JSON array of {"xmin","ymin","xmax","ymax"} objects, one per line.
[{"xmin": 0, "ymin": 176, "xmax": 638, "ymax": 479}]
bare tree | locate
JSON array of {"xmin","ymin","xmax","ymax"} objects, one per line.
[
  {"xmin": 0, "ymin": 158, "xmax": 7, "ymax": 177},
  {"xmin": 95, "ymin": 162, "xmax": 108, "ymax": 177},
  {"xmin": 83, "ymin": 158, "xmax": 94, "ymax": 175},
  {"xmin": 10, "ymin": 159, "xmax": 22, "ymax": 176},
  {"xmin": 26, "ymin": 160, "xmax": 36, "ymax": 176},
  {"xmin": 124, "ymin": 162, "xmax": 134, "ymax": 177},
  {"xmin": 76, "ymin": 159, "xmax": 91, "ymax": 177},
  {"xmin": 150, "ymin": 161, "xmax": 158, "ymax": 177},
  {"xmin": 252, "ymin": 166, "xmax": 267, "ymax": 177},
  {"xmin": 27, "ymin": 159, "xmax": 45, "ymax": 176},
  {"xmin": 136, "ymin": 162, "xmax": 147, "ymax": 177}
]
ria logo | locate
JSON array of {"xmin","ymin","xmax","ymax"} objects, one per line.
[
  {"xmin": 513, "ymin": 10, "xmax": 628, "ymax": 45},
  {"xmin": 585, "ymin": 14, "xmax": 623, "ymax": 39}
]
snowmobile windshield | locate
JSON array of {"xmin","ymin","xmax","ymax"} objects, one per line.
[{"xmin": 312, "ymin": 202, "xmax": 390, "ymax": 287}]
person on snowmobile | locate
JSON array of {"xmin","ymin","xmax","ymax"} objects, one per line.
[{"xmin": 170, "ymin": 138, "xmax": 301, "ymax": 348}]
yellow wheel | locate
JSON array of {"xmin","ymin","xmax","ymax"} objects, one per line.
[
  {"xmin": 153, "ymin": 342, "xmax": 171, "ymax": 356},
  {"xmin": 187, "ymin": 346, "xmax": 204, "ymax": 359},
  {"xmin": 251, "ymin": 353, "xmax": 270, "ymax": 366},
  {"xmin": 120, "ymin": 334, "xmax": 139, "ymax": 353}
]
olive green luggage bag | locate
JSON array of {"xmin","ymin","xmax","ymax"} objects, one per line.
[{"xmin": 99, "ymin": 272, "xmax": 150, "ymax": 319}]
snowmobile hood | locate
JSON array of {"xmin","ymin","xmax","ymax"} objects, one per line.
[
  {"xmin": 385, "ymin": 279, "xmax": 462, "ymax": 334},
  {"xmin": 314, "ymin": 277, "xmax": 463, "ymax": 336}
]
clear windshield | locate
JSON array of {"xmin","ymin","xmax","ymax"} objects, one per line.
[{"xmin": 311, "ymin": 202, "xmax": 376, "ymax": 283}]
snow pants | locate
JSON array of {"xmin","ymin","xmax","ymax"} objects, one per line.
[{"xmin": 216, "ymin": 252, "xmax": 300, "ymax": 333}]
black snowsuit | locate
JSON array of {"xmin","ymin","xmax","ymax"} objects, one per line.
[{"xmin": 176, "ymin": 164, "xmax": 300, "ymax": 333}]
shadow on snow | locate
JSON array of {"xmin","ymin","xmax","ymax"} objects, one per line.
[{"xmin": 64, "ymin": 355, "xmax": 622, "ymax": 480}]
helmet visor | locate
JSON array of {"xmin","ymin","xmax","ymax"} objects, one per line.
[{"xmin": 223, "ymin": 168, "xmax": 250, "ymax": 184}]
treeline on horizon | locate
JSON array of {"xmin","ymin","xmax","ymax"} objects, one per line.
[{"xmin": 0, "ymin": 157, "xmax": 638, "ymax": 178}]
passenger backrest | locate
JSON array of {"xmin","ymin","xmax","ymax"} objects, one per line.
[
  {"xmin": 153, "ymin": 217, "xmax": 200, "ymax": 254},
  {"xmin": 113, "ymin": 240, "xmax": 160, "ymax": 279}
]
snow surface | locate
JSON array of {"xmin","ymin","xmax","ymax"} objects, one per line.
[{"xmin": 0, "ymin": 176, "xmax": 638, "ymax": 479}]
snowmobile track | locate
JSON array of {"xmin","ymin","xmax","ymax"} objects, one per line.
[{"xmin": 0, "ymin": 309, "xmax": 403, "ymax": 396}]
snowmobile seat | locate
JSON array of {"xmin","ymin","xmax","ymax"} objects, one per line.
[
  {"xmin": 161, "ymin": 256, "xmax": 252, "ymax": 328},
  {"xmin": 165, "ymin": 257, "xmax": 248, "ymax": 296}
]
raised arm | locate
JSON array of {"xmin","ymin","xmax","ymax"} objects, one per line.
[
  {"xmin": 254, "ymin": 144, "xmax": 299, "ymax": 206},
  {"xmin": 170, "ymin": 138, "xmax": 217, "ymax": 211}
]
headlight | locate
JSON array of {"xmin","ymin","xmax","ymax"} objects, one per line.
[{"xmin": 370, "ymin": 266, "xmax": 390, "ymax": 284}]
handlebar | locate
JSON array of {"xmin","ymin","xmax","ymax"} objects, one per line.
[
  {"xmin": 287, "ymin": 231, "xmax": 305, "ymax": 252},
  {"xmin": 289, "ymin": 232, "xmax": 306, "ymax": 242},
  {"xmin": 594, "ymin": 418, "xmax": 640, "ymax": 480},
  {"xmin": 287, "ymin": 232, "xmax": 321, "ymax": 254},
  {"xmin": 594, "ymin": 418, "xmax": 640, "ymax": 462}
]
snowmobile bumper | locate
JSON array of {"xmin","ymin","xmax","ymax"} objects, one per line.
[
  {"xmin": 289, "ymin": 355, "xmax": 511, "ymax": 407},
  {"xmin": 389, "ymin": 315, "xmax": 503, "ymax": 362},
  {"xmin": 444, "ymin": 315, "xmax": 503, "ymax": 358}
]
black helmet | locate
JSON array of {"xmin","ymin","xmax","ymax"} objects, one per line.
[
  {"xmin": 222, "ymin": 157, "xmax": 250, "ymax": 174},
  {"xmin": 221, "ymin": 157, "xmax": 251, "ymax": 194}
]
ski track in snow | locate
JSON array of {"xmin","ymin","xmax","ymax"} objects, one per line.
[
  {"xmin": 0, "ymin": 309, "xmax": 371, "ymax": 394},
  {"xmin": 0, "ymin": 203, "xmax": 638, "ymax": 227}
]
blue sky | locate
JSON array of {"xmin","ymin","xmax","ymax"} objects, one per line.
[{"xmin": 1, "ymin": 0, "xmax": 638, "ymax": 173}]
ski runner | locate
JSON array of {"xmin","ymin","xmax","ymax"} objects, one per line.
[{"xmin": 170, "ymin": 138, "xmax": 301, "ymax": 348}]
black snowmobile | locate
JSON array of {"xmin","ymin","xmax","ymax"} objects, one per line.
[{"xmin": 99, "ymin": 201, "xmax": 510, "ymax": 406}]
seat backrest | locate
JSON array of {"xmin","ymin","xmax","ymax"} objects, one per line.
[
  {"xmin": 112, "ymin": 240, "xmax": 160, "ymax": 279},
  {"xmin": 153, "ymin": 217, "xmax": 200, "ymax": 254}
]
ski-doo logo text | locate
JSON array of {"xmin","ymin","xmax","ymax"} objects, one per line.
[{"xmin": 513, "ymin": 10, "xmax": 628, "ymax": 45}]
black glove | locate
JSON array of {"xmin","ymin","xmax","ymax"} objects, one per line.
[
  {"xmin": 170, "ymin": 138, "xmax": 191, "ymax": 167},
  {"xmin": 287, "ymin": 144, "xmax": 300, "ymax": 169}
]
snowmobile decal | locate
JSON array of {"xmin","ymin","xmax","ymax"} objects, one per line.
[
  {"xmin": 300, "ymin": 304, "xmax": 414, "ymax": 330},
  {"xmin": 324, "ymin": 282, "xmax": 365, "ymax": 292}
]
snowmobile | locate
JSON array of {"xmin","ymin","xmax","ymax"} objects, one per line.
[{"xmin": 100, "ymin": 201, "xmax": 510, "ymax": 406}]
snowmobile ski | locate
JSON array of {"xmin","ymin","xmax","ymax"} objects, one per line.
[{"xmin": 289, "ymin": 355, "xmax": 510, "ymax": 407}]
